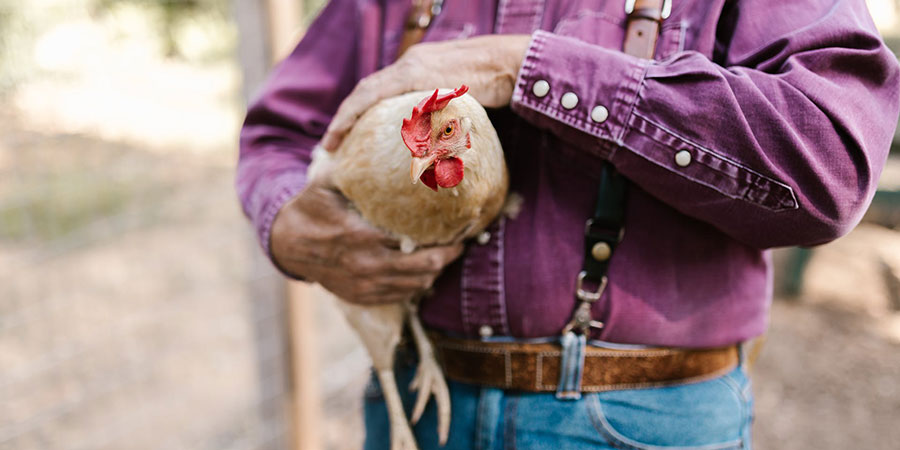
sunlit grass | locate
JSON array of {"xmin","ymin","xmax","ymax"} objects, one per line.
[{"xmin": 0, "ymin": 173, "xmax": 134, "ymax": 240}]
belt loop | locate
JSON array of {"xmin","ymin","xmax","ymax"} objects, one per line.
[
  {"xmin": 555, "ymin": 332, "xmax": 587, "ymax": 400},
  {"xmin": 475, "ymin": 387, "xmax": 504, "ymax": 450}
]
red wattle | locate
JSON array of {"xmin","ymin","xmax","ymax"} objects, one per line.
[
  {"xmin": 419, "ymin": 168, "xmax": 438, "ymax": 191},
  {"xmin": 434, "ymin": 157, "xmax": 464, "ymax": 188}
]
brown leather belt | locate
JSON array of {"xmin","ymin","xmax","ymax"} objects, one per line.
[{"xmin": 430, "ymin": 333, "xmax": 739, "ymax": 392}]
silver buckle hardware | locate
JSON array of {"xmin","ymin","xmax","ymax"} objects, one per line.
[
  {"xmin": 562, "ymin": 271, "xmax": 607, "ymax": 335},
  {"xmin": 576, "ymin": 270, "xmax": 607, "ymax": 302},
  {"xmin": 625, "ymin": 0, "xmax": 672, "ymax": 20},
  {"xmin": 561, "ymin": 300, "xmax": 606, "ymax": 336}
]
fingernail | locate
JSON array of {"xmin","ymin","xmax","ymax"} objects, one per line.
[{"xmin": 321, "ymin": 135, "xmax": 333, "ymax": 151}]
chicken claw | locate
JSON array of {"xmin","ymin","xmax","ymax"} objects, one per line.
[
  {"xmin": 377, "ymin": 369, "xmax": 420, "ymax": 450},
  {"xmin": 406, "ymin": 303, "xmax": 451, "ymax": 445}
]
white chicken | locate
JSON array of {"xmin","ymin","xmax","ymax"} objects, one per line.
[{"xmin": 308, "ymin": 85, "xmax": 508, "ymax": 450}]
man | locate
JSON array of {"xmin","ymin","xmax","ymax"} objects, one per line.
[{"xmin": 237, "ymin": 0, "xmax": 900, "ymax": 448}]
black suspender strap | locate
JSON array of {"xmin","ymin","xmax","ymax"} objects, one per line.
[
  {"xmin": 581, "ymin": 164, "xmax": 627, "ymax": 285},
  {"xmin": 556, "ymin": 0, "xmax": 668, "ymax": 400},
  {"xmin": 561, "ymin": 164, "xmax": 626, "ymax": 337}
]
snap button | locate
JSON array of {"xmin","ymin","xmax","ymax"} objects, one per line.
[
  {"xmin": 561, "ymin": 92, "xmax": 579, "ymax": 109},
  {"xmin": 479, "ymin": 325, "xmax": 494, "ymax": 338},
  {"xmin": 532, "ymin": 80, "xmax": 550, "ymax": 98},
  {"xmin": 476, "ymin": 231, "xmax": 491, "ymax": 245},
  {"xmin": 590, "ymin": 105, "xmax": 609, "ymax": 123},
  {"xmin": 591, "ymin": 242, "xmax": 611, "ymax": 262},
  {"xmin": 675, "ymin": 150, "xmax": 692, "ymax": 167}
]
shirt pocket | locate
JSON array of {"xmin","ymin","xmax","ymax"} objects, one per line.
[
  {"xmin": 423, "ymin": 19, "xmax": 476, "ymax": 43},
  {"xmin": 382, "ymin": 19, "xmax": 476, "ymax": 65},
  {"xmin": 553, "ymin": 8, "xmax": 685, "ymax": 61}
]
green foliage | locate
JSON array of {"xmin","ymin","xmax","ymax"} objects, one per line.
[
  {"xmin": 91, "ymin": 0, "xmax": 232, "ymax": 59},
  {"xmin": 0, "ymin": 2, "xmax": 37, "ymax": 95}
]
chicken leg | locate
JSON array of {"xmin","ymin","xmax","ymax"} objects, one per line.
[
  {"xmin": 338, "ymin": 300, "xmax": 438, "ymax": 450},
  {"xmin": 335, "ymin": 300, "xmax": 419, "ymax": 450},
  {"xmin": 376, "ymin": 368, "xmax": 419, "ymax": 450},
  {"xmin": 406, "ymin": 302, "xmax": 451, "ymax": 445}
]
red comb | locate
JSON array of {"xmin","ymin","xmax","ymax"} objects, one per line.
[
  {"xmin": 421, "ymin": 85, "xmax": 469, "ymax": 113},
  {"xmin": 401, "ymin": 85, "xmax": 469, "ymax": 157}
]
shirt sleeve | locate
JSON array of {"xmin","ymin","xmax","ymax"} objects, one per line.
[
  {"xmin": 236, "ymin": 0, "xmax": 361, "ymax": 260},
  {"xmin": 510, "ymin": 0, "xmax": 900, "ymax": 249}
]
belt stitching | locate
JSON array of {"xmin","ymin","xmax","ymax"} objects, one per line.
[
  {"xmin": 504, "ymin": 352, "xmax": 512, "ymax": 387},
  {"xmin": 437, "ymin": 353, "xmax": 737, "ymax": 391},
  {"xmin": 436, "ymin": 340, "xmax": 685, "ymax": 358},
  {"xmin": 529, "ymin": 362, "xmax": 737, "ymax": 392},
  {"xmin": 437, "ymin": 343, "xmax": 737, "ymax": 391}
]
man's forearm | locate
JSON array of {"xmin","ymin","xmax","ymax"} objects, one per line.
[{"xmin": 507, "ymin": 1, "xmax": 899, "ymax": 249}]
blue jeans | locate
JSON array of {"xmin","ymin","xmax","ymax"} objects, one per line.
[{"xmin": 364, "ymin": 353, "xmax": 754, "ymax": 449}]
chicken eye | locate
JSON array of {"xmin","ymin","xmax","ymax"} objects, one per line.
[{"xmin": 443, "ymin": 124, "xmax": 454, "ymax": 136}]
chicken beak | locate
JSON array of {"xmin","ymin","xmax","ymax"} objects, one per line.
[{"xmin": 409, "ymin": 155, "xmax": 438, "ymax": 184}]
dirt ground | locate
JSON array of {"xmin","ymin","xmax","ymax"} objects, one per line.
[
  {"xmin": 752, "ymin": 225, "xmax": 900, "ymax": 450},
  {"xmin": 0, "ymin": 110, "xmax": 293, "ymax": 450}
]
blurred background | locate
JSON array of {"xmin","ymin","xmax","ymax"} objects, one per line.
[{"xmin": 0, "ymin": 1, "xmax": 899, "ymax": 449}]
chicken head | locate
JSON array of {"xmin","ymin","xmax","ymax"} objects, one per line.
[{"xmin": 402, "ymin": 85, "xmax": 472, "ymax": 191}]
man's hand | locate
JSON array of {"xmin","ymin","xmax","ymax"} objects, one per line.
[
  {"xmin": 270, "ymin": 177, "xmax": 464, "ymax": 305},
  {"xmin": 321, "ymin": 34, "xmax": 532, "ymax": 151}
]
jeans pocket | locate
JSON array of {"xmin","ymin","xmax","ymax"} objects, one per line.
[{"xmin": 585, "ymin": 367, "xmax": 750, "ymax": 449}]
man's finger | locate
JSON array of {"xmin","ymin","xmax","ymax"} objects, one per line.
[
  {"xmin": 387, "ymin": 244, "xmax": 465, "ymax": 273},
  {"xmin": 321, "ymin": 86, "xmax": 378, "ymax": 150},
  {"xmin": 322, "ymin": 69, "xmax": 408, "ymax": 150},
  {"xmin": 320, "ymin": 129, "xmax": 345, "ymax": 152},
  {"xmin": 353, "ymin": 292, "xmax": 411, "ymax": 305},
  {"xmin": 341, "ymin": 216, "xmax": 400, "ymax": 248},
  {"xmin": 374, "ymin": 274, "xmax": 436, "ymax": 292}
]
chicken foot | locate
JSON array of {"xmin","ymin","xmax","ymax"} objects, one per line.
[
  {"xmin": 406, "ymin": 302, "xmax": 451, "ymax": 446},
  {"xmin": 333, "ymin": 300, "xmax": 419, "ymax": 449},
  {"xmin": 376, "ymin": 368, "xmax": 420, "ymax": 450}
]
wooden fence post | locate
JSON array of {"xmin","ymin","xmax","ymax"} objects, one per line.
[{"xmin": 233, "ymin": 1, "xmax": 320, "ymax": 449}]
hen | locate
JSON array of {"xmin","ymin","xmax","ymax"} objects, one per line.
[{"xmin": 308, "ymin": 86, "xmax": 509, "ymax": 450}]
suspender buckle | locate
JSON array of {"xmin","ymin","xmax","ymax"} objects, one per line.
[
  {"xmin": 575, "ymin": 270, "xmax": 607, "ymax": 302},
  {"xmin": 625, "ymin": 0, "xmax": 672, "ymax": 20},
  {"xmin": 562, "ymin": 295, "xmax": 606, "ymax": 336},
  {"xmin": 563, "ymin": 271, "xmax": 607, "ymax": 335}
]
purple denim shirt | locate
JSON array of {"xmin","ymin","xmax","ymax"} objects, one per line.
[{"xmin": 237, "ymin": 0, "xmax": 900, "ymax": 347}]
